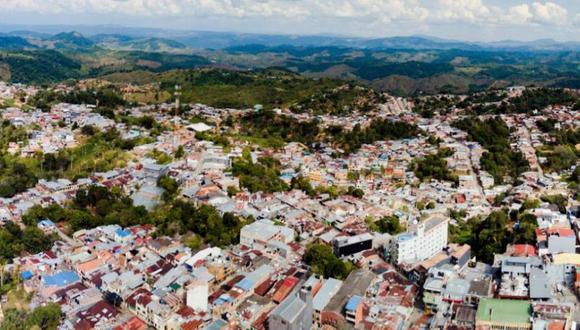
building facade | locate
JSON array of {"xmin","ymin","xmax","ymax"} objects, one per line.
[{"xmin": 390, "ymin": 216, "xmax": 449, "ymax": 265}]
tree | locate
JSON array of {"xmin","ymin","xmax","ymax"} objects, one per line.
[
  {"xmin": 227, "ymin": 186, "xmax": 240, "ymax": 197},
  {"xmin": 157, "ymin": 175, "xmax": 179, "ymax": 202},
  {"xmin": 412, "ymin": 148, "xmax": 458, "ymax": 184},
  {"xmin": 80, "ymin": 125, "xmax": 96, "ymax": 136},
  {"xmin": 513, "ymin": 213, "xmax": 538, "ymax": 244},
  {"xmin": 347, "ymin": 186, "xmax": 364, "ymax": 198},
  {"xmin": 151, "ymin": 200, "xmax": 248, "ymax": 247},
  {"xmin": 542, "ymin": 145, "xmax": 578, "ymax": 172},
  {"xmin": 303, "ymin": 244, "xmax": 354, "ymax": 280},
  {"xmin": 451, "ymin": 211, "xmax": 511, "ymax": 263},
  {"xmin": 174, "ymin": 145, "xmax": 185, "ymax": 159},
  {"xmin": 25, "ymin": 303, "xmax": 62, "ymax": 330},
  {"xmin": 0, "ymin": 225, "xmax": 53, "ymax": 262},
  {"xmin": 291, "ymin": 176, "xmax": 315, "ymax": 196},
  {"xmin": 138, "ymin": 116, "xmax": 156, "ymax": 129},
  {"xmin": 370, "ymin": 215, "xmax": 404, "ymax": 235},
  {"xmin": 232, "ymin": 156, "xmax": 289, "ymax": 193},
  {"xmin": 1, "ymin": 303, "xmax": 62, "ymax": 330},
  {"xmin": 454, "ymin": 117, "xmax": 529, "ymax": 183}
]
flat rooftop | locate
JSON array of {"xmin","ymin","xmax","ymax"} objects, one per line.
[
  {"xmin": 324, "ymin": 269, "xmax": 375, "ymax": 314},
  {"xmin": 476, "ymin": 298, "xmax": 532, "ymax": 325}
]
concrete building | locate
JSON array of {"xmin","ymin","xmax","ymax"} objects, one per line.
[
  {"xmin": 321, "ymin": 269, "xmax": 376, "ymax": 328},
  {"xmin": 312, "ymin": 278, "xmax": 343, "ymax": 326},
  {"xmin": 269, "ymin": 287, "xmax": 313, "ymax": 330},
  {"xmin": 390, "ymin": 215, "xmax": 449, "ymax": 265},
  {"xmin": 239, "ymin": 220, "xmax": 295, "ymax": 248},
  {"xmin": 332, "ymin": 233, "xmax": 373, "ymax": 257},
  {"xmin": 475, "ymin": 298, "xmax": 532, "ymax": 330}
]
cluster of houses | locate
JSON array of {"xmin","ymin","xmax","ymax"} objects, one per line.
[{"xmin": 1, "ymin": 83, "xmax": 580, "ymax": 329}]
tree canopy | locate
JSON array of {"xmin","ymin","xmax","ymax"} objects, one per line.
[{"xmin": 303, "ymin": 244, "xmax": 355, "ymax": 280}]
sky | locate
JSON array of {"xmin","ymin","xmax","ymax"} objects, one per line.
[{"xmin": 0, "ymin": 0, "xmax": 579, "ymax": 42}]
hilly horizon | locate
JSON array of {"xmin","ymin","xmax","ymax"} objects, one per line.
[
  {"xmin": 0, "ymin": 27, "xmax": 579, "ymax": 95},
  {"xmin": 1, "ymin": 25, "xmax": 580, "ymax": 51}
]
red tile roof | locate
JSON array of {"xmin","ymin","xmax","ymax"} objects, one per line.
[
  {"xmin": 113, "ymin": 316, "xmax": 147, "ymax": 330},
  {"xmin": 273, "ymin": 276, "xmax": 299, "ymax": 303},
  {"xmin": 126, "ymin": 288, "xmax": 153, "ymax": 307},
  {"xmin": 511, "ymin": 244, "xmax": 538, "ymax": 257}
]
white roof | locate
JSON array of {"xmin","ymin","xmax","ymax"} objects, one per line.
[{"xmin": 188, "ymin": 123, "xmax": 213, "ymax": 132}]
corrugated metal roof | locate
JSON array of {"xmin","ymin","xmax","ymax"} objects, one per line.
[{"xmin": 312, "ymin": 278, "xmax": 343, "ymax": 311}]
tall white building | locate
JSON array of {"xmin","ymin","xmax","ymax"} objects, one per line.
[{"xmin": 390, "ymin": 215, "xmax": 449, "ymax": 265}]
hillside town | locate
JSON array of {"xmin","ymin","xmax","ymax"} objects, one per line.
[{"xmin": 1, "ymin": 80, "xmax": 580, "ymax": 330}]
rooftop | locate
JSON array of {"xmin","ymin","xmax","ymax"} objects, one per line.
[
  {"xmin": 476, "ymin": 298, "xmax": 532, "ymax": 325},
  {"xmin": 42, "ymin": 271, "xmax": 80, "ymax": 287}
]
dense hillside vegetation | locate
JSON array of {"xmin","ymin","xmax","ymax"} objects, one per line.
[
  {"xmin": 0, "ymin": 31, "xmax": 580, "ymax": 96},
  {"xmin": 454, "ymin": 117, "xmax": 529, "ymax": 183},
  {"xmin": 0, "ymin": 50, "xmax": 82, "ymax": 83}
]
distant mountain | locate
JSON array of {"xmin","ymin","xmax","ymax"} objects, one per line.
[
  {"xmin": 485, "ymin": 38, "xmax": 580, "ymax": 51},
  {"xmin": 161, "ymin": 32, "xmax": 580, "ymax": 52},
  {"xmin": 90, "ymin": 34, "xmax": 135, "ymax": 44},
  {"xmin": 50, "ymin": 32, "xmax": 95, "ymax": 49},
  {"xmin": 6, "ymin": 30, "xmax": 52, "ymax": 39},
  {"xmin": 0, "ymin": 25, "xmax": 579, "ymax": 51},
  {"xmin": 93, "ymin": 35, "xmax": 187, "ymax": 52},
  {"xmin": 358, "ymin": 36, "xmax": 483, "ymax": 51},
  {"xmin": 127, "ymin": 38, "xmax": 187, "ymax": 51},
  {"xmin": 0, "ymin": 27, "xmax": 579, "ymax": 95},
  {"xmin": 0, "ymin": 36, "xmax": 35, "ymax": 50}
]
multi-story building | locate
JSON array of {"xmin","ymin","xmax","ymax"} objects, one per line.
[
  {"xmin": 390, "ymin": 215, "xmax": 449, "ymax": 265},
  {"xmin": 268, "ymin": 287, "xmax": 313, "ymax": 330},
  {"xmin": 332, "ymin": 233, "xmax": 373, "ymax": 257}
]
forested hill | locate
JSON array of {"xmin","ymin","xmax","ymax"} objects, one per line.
[{"xmin": 0, "ymin": 30, "xmax": 580, "ymax": 95}]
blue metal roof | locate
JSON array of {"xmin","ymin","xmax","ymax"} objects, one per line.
[
  {"xmin": 21, "ymin": 271, "xmax": 33, "ymax": 280},
  {"xmin": 39, "ymin": 219, "xmax": 55, "ymax": 226},
  {"xmin": 115, "ymin": 228, "xmax": 131, "ymax": 238},
  {"xmin": 42, "ymin": 271, "xmax": 80, "ymax": 287},
  {"xmin": 345, "ymin": 295, "xmax": 362, "ymax": 312},
  {"xmin": 235, "ymin": 278, "xmax": 254, "ymax": 291}
]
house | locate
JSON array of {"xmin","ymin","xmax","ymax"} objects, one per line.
[
  {"xmin": 321, "ymin": 269, "xmax": 376, "ymax": 328},
  {"xmin": 37, "ymin": 219, "xmax": 57, "ymax": 234},
  {"xmin": 312, "ymin": 278, "xmax": 343, "ymax": 326},
  {"xmin": 143, "ymin": 162, "xmax": 169, "ymax": 180},
  {"xmin": 41, "ymin": 271, "xmax": 81, "ymax": 297},
  {"xmin": 74, "ymin": 300, "xmax": 119, "ymax": 330},
  {"xmin": 240, "ymin": 220, "xmax": 295, "ymax": 249},
  {"xmin": 187, "ymin": 123, "xmax": 213, "ymax": 133}
]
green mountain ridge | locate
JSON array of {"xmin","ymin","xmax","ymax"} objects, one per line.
[{"xmin": 0, "ymin": 31, "xmax": 578, "ymax": 96}]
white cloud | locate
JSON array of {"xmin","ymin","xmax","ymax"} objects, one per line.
[
  {"xmin": 434, "ymin": 0, "xmax": 492, "ymax": 23},
  {"xmin": 310, "ymin": 0, "xmax": 429, "ymax": 23},
  {"xmin": 504, "ymin": 4, "xmax": 533, "ymax": 25},
  {"xmin": 531, "ymin": 2, "xmax": 568, "ymax": 25},
  {"xmin": 0, "ymin": 0, "xmax": 577, "ymax": 38}
]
